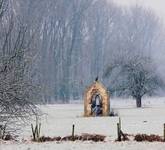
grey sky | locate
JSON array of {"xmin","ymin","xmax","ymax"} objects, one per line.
[{"xmin": 114, "ymin": 0, "xmax": 165, "ymax": 20}]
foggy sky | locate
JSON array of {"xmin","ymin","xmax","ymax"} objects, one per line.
[{"xmin": 114, "ymin": 0, "xmax": 165, "ymax": 21}]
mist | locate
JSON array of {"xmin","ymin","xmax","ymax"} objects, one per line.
[{"xmin": 0, "ymin": 0, "xmax": 165, "ymax": 103}]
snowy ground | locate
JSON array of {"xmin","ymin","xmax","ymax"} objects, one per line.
[{"xmin": 1, "ymin": 97, "xmax": 165, "ymax": 150}]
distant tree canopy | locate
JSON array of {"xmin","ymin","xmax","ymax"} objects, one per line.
[{"xmin": 0, "ymin": 0, "xmax": 165, "ymax": 104}]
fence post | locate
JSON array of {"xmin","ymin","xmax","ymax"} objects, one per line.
[
  {"xmin": 117, "ymin": 117, "xmax": 122, "ymax": 141},
  {"xmin": 117, "ymin": 123, "xmax": 121, "ymax": 141},
  {"xmin": 163, "ymin": 123, "xmax": 165, "ymax": 141},
  {"xmin": 31, "ymin": 117, "xmax": 41, "ymax": 142},
  {"xmin": 0, "ymin": 126, "xmax": 2, "ymax": 139},
  {"xmin": 119, "ymin": 117, "xmax": 121, "ymax": 129},
  {"xmin": 72, "ymin": 124, "xmax": 75, "ymax": 141}
]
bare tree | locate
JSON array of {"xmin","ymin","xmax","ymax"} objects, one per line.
[
  {"xmin": 104, "ymin": 55, "xmax": 164, "ymax": 107},
  {"xmin": 104, "ymin": 5, "xmax": 165, "ymax": 107},
  {"xmin": 0, "ymin": 0, "xmax": 7, "ymax": 20},
  {"xmin": 0, "ymin": 1, "xmax": 40, "ymax": 137}
]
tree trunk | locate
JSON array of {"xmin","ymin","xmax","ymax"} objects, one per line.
[{"xmin": 136, "ymin": 96, "xmax": 142, "ymax": 108}]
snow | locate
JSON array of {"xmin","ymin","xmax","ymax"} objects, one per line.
[
  {"xmin": 2, "ymin": 141, "xmax": 165, "ymax": 150},
  {"xmin": 1, "ymin": 97, "xmax": 165, "ymax": 150}
]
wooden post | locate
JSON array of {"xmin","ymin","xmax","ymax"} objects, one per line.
[
  {"xmin": 163, "ymin": 123, "xmax": 165, "ymax": 141},
  {"xmin": 119, "ymin": 117, "xmax": 121, "ymax": 129},
  {"xmin": 72, "ymin": 124, "xmax": 75, "ymax": 141},
  {"xmin": 117, "ymin": 117, "xmax": 122, "ymax": 141},
  {"xmin": 31, "ymin": 119, "xmax": 41, "ymax": 142},
  {"xmin": 0, "ymin": 126, "xmax": 2, "ymax": 139},
  {"xmin": 31, "ymin": 124, "xmax": 36, "ymax": 141},
  {"xmin": 117, "ymin": 123, "xmax": 121, "ymax": 141}
]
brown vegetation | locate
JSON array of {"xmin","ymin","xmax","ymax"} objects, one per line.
[
  {"xmin": 134, "ymin": 134, "xmax": 163, "ymax": 142},
  {"xmin": 36, "ymin": 134, "xmax": 106, "ymax": 142}
]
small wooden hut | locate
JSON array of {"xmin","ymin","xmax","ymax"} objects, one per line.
[{"xmin": 84, "ymin": 80, "xmax": 110, "ymax": 117}]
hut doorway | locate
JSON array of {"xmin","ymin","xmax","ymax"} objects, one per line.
[{"xmin": 91, "ymin": 93, "xmax": 102, "ymax": 116}]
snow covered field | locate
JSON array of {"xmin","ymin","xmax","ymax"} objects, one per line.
[{"xmin": 1, "ymin": 97, "xmax": 165, "ymax": 150}]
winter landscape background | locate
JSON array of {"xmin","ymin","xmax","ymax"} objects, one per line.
[
  {"xmin": 2, "ymin": 98, "xmax": 165, "ymax": 150},
  {"xmin": 1, "ymin": 0, "xmax": 165, "ymax": 103},
  {"xmin": 1, "ymin": 0, "xmax": 165, "ymax": 149}
]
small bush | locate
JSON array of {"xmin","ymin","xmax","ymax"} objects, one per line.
[
  {"xmin": 39, "ymin": 136, "xmax": 61, "ymax": 142},
  {"xmin": 4, "ymin": 134, "xmax": 13, "ymax": 141},
  {"xmin": 81, "ymin": 134, "xmax": 106, "ymax": 142},
  {"xmin": 134, "ymin": 134, "xmax": 163, "ymax": 142},
  {"xmin": 36, "ymin": 134, "xmax": 106, "ymax": 142}
]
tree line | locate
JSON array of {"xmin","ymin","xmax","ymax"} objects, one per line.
[{"xmin": 0, "ymin": 0, "xmax": 165, "ymax": 106}]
